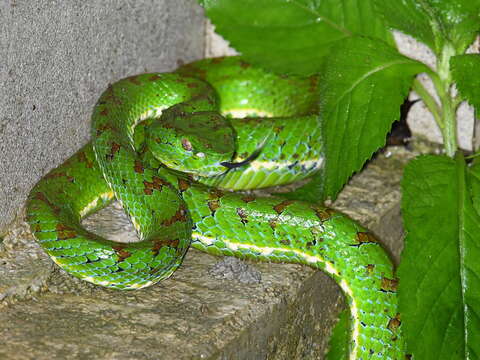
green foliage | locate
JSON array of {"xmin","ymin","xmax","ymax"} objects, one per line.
[
  {"xmin": 374, "ymin": 0, "xmax": 437, "ymax": 51},
  {"xmin": 199, "ymin": 0, "xmax": 393, "ymax": 75},
  {"xmin": 319, "ymin": 36, "xmax": 429, "ymax": 199},
  {"xmin": 468, "ymin": 161, "xmax": 480, "ymax": 215},
  {"xmin": 398, "ymin": 154, "xmax": 480, "ymax": 360},
  {"xmin": 375, "ymin": 0, "xmax": 480, "ymax": 54},
  {"xmin": 420, "ymin": 0, "xmax": 480, "ymax": 53},
  {"xmin": 451, "ymin": 54, "xmax": 480, "ymax": 109}
]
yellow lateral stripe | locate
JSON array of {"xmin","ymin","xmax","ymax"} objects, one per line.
[
  {"xmin": 224, "ymin": 108, "xmax": 274, "ymax": 118},
  {"xmin": 79, "ymin": 191, "xmax": 115, "ymax": 218}
]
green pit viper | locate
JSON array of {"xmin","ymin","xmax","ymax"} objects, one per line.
[{"xmin": 26, "ymin": 56, "xmax": 403, "ymax": 359}]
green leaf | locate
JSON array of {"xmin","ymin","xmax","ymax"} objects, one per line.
[
  {"xmin": 398, "ymin": 154, "xmax": 480, "ymax": 360},
  {"xmin": 375, "ymin": 0, "xmax": 480, "ymax": 54},
  {"xmin": 421, "ymin": 0, "xmax": 480, "ymax": 53},
  {"xmin": 320, "ymin": 36, "xmax": 429, "ymax": 200},
  {"xmin": 200, "ymin": 0, "xmax": 394, "ymax": 75},
  {"xmin": 325, "ymin": 309, "xmax": 349, "ymax": 360},
  {"xmin": 374, "ymin": 0, "xmax": 437, "ymax": 52},
  {"xmin": 451, "ymin": 54, "xmax": 480, "ymax": 110},
  {"xmin": 469, "ymin": 161, "xmax": 480, "ymax": 216}
]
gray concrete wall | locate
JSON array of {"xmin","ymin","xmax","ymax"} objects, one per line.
[{"xmin": 0, "ymin": 0, "xmax": 205, "ymax": 234}]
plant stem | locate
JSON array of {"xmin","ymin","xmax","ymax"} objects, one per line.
[
  {"xmin": 433, "ymin": 43, "xmax": 458, "ymax": 157},
  {"xmin": 412, "ymin": 78, "xmax": 442, "ymax": 128},
  {"xmin": 440, "ymin": 90, "xmax": 457, "ymax": 157}
]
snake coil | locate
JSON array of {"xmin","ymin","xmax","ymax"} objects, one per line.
[{"xmin": 27, "ymin": 57, "xmax": 403, "ymax": 359}]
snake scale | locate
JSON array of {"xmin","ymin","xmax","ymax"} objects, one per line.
[{"xmin": 26, "ymin": 57, "xmax": 403, "ymax": 359}]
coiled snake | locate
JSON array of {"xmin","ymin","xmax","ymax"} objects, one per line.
[{"xmin": 26, "ymin": 57, "xmax": 403, "ymax": 359}]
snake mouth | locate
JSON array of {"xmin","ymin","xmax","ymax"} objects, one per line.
[{"xmin": 220, "ymin": 147, "xmax": 263, "ymax": 169}]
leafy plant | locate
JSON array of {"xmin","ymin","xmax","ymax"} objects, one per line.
[{"xmin": 199, "ymin": 0, "xmax": 480, "ymax": 359}]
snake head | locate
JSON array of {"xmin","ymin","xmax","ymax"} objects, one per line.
[{"xmin": 147, "ymin": 111, "xmax": 235, "ymax": 177}]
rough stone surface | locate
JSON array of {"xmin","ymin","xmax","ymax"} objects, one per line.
[
  {"xmin": 0, "ymin": 145, "xmax": 415, "ymax": 359},
  {"xmin": 0, "ymin": 0, "xmax": 205, "ymax": 234}
]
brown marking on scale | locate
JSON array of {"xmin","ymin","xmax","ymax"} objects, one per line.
[
  {"xmin": 381, "ymin": 277, "xmax": 399, "ymax": 293},
  {"xmin": 241, "ymin": 195, "xmax": 255, "ymax": 203},
  {"xmin": 33, "ymin": 192, "xmax": 48, "ymax": 203},
  {"xmin": 149, "ymin": 74, "xmax": 161, "ymax": 82},
  {"xmin": 77, "ymin": 151, "xmax": 94, "ymax": 168},
  {"xmin": 113, "ymin": 245, "xmax": 132, "ymax": 262},
  {"xmin": 181, "ymin": 138, "xmax": 193, "ymax": 151},
  {"xmin": 280, "ymin": 154, "xmax": 286, "ymax": 160},
  {"xmin": 152, "ymin": 238, "xmax": 180, "ymax": 256},
  {"xmin": 273, "ymin": 126, "xmax": 284, "ymax": 134},
  {"xmin": 280, "ymin": 239, "xmax": 290, "ymax": 246},
  {"xmin": 99, "ymin": 108, "xmax": 109, "ymax": 117},
  {"xmin": 208, "ymin": 188, "xmax": 224, "ymax": 200},
  {"xmin": 239, "ymin": 60, "xmax": 251, "ymax": 69},
  {"xmin": 273, "ymin": 200, "xmax": 294, "ymax": 214},
  {"xmin": 143, "ymin": 176, "xmax": 169, "ymax": 195},
  {"xmin": 268, "ymin": 220, "xmax": 277, "ymax": 230},
  {"xmin": 127, "ymin": 76, "xmax": 141, "ymax": 86},
  {"xmin": 133, "ymin": 160, "xmax": 144, "ymax": 174},
  {"xmin": 354, "ymin": 232, "xmax": 378, "ymax": 246},
  {"xmin": 365, "ymin": 264, "xmax": 375, "ymax": 275},
  {"xmin": 32, "ymin": 223, "xmax": 43, "ymax": 233},
  {"xmin": 103, "ymin": 85, "xmax": 123, "ymax": 106},
  {"xmin": 236, "ymin": 207, "xmax": 248, "ymax": 224},
  {"xmin": 208, "ymin": 200, "xmax": 220, "ymax": 214},
  {"xmin": 309, "ymin": 75, "xmax": 319, "ymax": 93},
  {"xmin": 187, "ymin": 82, "xmax": 199, "ymax": 88},
  {"xmin": 33, "ymin": 192, "xmax": 62, "ymax": 215},
  {"xmin": 162, "ymin": 204, "xmax": 188, "ymax": 226},
  {"xmin": 56, "ymin": 223, "xmax": 77, "ymax": 240},
  {"xmin": 44, "ymin": 172, "xmax": 74, "ymax": 183},
  {"xmin": 106, "ymin": 142, "xmax": 121, "ymax": 161},
  {"xmin": 95, "ymin": 123, "xmax": 113, "ymax": 137},
  {"xmin": 312, "ymin": 206, "xmax": 336, "ymax": 222},
  {"xmin": 387, "ymin": 313, "xmax": 401, "ymax": 333},
  {"xmin": 293, "ymin": 153, "xmax": 299, "ymax": 159},
  {"xmin": 187, "ymin": 66, "xmax": 207, "ymax": 80},
  {"xmin": 212, "ymin": 57, "xmax": 225, "ymax": 64},
  {"xmin": 178, "ymin": 178, "xmax": 190, "ymax": 192}
]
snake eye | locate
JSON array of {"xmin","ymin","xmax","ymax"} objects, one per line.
[
  {"xmin": 181, "ymin": 138, "xmax": 193, "ymax": 151},
  {"xmin": 196, "ymin": 152, "xmax": 205, "ymax": 158}
]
